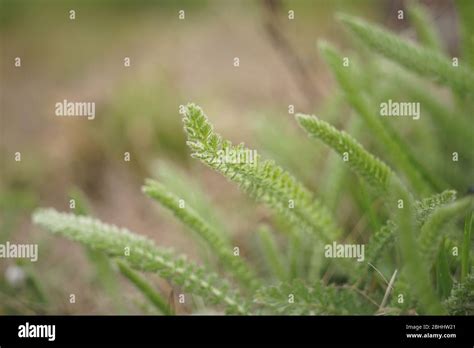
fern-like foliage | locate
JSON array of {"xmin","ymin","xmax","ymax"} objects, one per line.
[
  {"xmin": 254, "ymin": 279, "xmax": 375, "ymax": 315},
  {"xmin": 183, "ymin": 103, "xmax": 340, "ymax": 243},
  {"xmin": 361, "ymin": 188, "xmax": 460, "ymax": 311},
  {"xmin": 32, "ymin": 208, "xmax": 248, "ymax": 314},
  {"xmin": 296, "ymin": 113, "xmax": 393, "ymax": 191},
  {"xmin": 142, "ymin": 179, "xmax": 260, "ymax": 290},
  {"xmin": 419, "ymin": 196, "xmax": 474, "ymax": 266},
  {"xmin": 389, "ymin": 182, "xmax": 444, "ymax": 314},
  {"xmin": 356, "ymin": 190, "xmax": 458, "ymax": 281},
  {"xmin": 361, "ymin": 220, "xmax": 397, "ymax": 271},
  {"xmin": 338, "ymin": 14, "xmax": 474, "ymax": 95},
  {"xmin": 28, "ymin": 6, "xmax": 473, "ymax": 317},
  {"xmin": 391, "ymin": 75, "xmax": 473, "ymax": 159},
  {"xmin": 294, "ymin": 115, "xmax": 461, "ymax": 284},
  {"xmin": 151, "ymin": 160, "xmax": 228, "ymax": 237},
  {"xmin": 68, "ymin": 188, "xmax": 128, "ymax": 313},
  {"xmin": 415, "ymin": 190, "xmax": 457, "ymax": 225},
  {"xmin": 319, "ymin": 113, "xmax": 363, "ymax": 214},
  {"xmin": 445, "ymin": 270, "xmax": 474, "ymax": 315},
  {"xmin": 318, "ymin": 41, "xmax": 442, "ymax": 194}
]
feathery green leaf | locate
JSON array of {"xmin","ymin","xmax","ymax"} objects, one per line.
[
  {"xmin": 387, "ymin": 72, "xmax": 473, "ymax": 152},
  {"xmin": 415, "ymin": 190, "xmax": 457, "ymax": 225},
  {"xmin": 69, "ymin": 187, "xmax": 125, "ymax": 313},
  {"xmin": 183, "ymin": 103, "xmax": 340, "ymax": 243},
  {"xmin": 419, "ymin": 196, "xmax": 474, "ymax": 267},
  {"xmin": 362, "ymin": 220, "xmax": 397, "ymax": 271},
  {"xmin": 445, "ymin": 270, "xmax": 474, "ymax": 315},
  {"xmin": 296, "ymin": 113, "xmax": 393, "ymax": 191},
  {"xmin": 360, "ymin": 190, "xmax": 459, "ymax": 277},
  {"xmin": 254, "ymin": 279, "xmax": 375, "ymax": 315},
  {"xmin": 151, "ymin": 161, "xmax": 228, "ymax": 236},
  {"xmin": 338, "ymin": 14, "xmax": 474, "ymax": 95},
  {"xmin": 32, "ymin": 208, "xmax": 248, "ymax": 314},
  {"xmin": 318, "ymin": 41, "xmax": 443, "ymax": 194},
  {"xmin": 142, "ymin": 178, "xmax": 260, "ymax": 290}
]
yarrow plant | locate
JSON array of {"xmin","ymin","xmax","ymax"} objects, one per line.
[{"xmin": 33, "ymin": 5, "xmax": 473, "ymax": 315}]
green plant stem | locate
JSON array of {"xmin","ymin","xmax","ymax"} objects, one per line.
[
  {"xmin": 143, "ymin": 179, "xmax": 260, "ymax": 291},
  {"xmin": 461, "ymin": 213, "xmax": 473, "ymax": 282},
  {"xmin": 257, "ymin": 225, "xmax": 288, "ymax": 281},
  {"xmin": 390, "ymin": 178, "xmax": 445, "ymax": 314},
  {"xmin": 117, "ymin": 260, "xmax": 173, "ymax": 315},
  {"xmin": 318, "ymin": 42, "xmax": 443, "ymax": 195}
]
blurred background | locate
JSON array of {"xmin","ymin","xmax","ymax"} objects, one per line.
[{"xmin": 0, "ymin": 0, "xmax": 465, "ymax": 314}]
